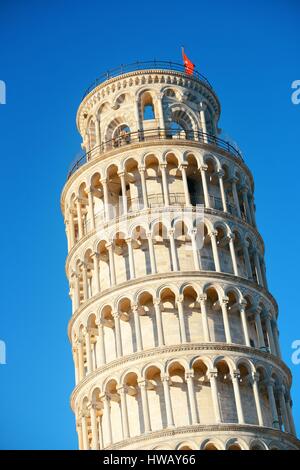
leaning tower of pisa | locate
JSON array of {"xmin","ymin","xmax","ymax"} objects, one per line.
[{"xmin": 61, "ymin": 61, "xmax": 299, "ymax": 450}]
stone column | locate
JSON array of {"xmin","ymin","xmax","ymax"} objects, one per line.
[
  {"xmin": 209, "ymin": 370, "xmax": 221, "ymax": 423},
  {"xmin": 254, "ymin": 250, "xmax": 264, "ymax": 286},
  {"xmin": 118, "ymin": 172, "xmax": 128, "ymax": 215},
  {"xmin": 81, "ymin": 412, "xmax": 89, "ymax": 450},
  {"xmin": 154, "ymin": 299, "xmax": 164, "ymax": 346},
  {"xmin": 87, "ymin": 188, "xmax": 95, "ymax": 230},
  {"xmin": 83, "ymin": 327, "xmax": 93, "ymax": 374},
  {"xmin": 241, "ymin": 186, "xmax": 252, "ymax": 224},
  {"xmin": 72, "ymin": 344, "xmax": 79, "ymax": 384},
  {"xmin": 267, "ymin": 379, "xmax": 280, "ymax": 429},
  {"xmin": 113, "ymin": 312, "xmax": 122, "ymax": 357},
  {"xmin": 199, "ymin": 102, "xmax": 208, "ymax": 142},
  {"xmin": 89, "ymin": 403, "xmax": 100, "ymax": 450},
  {"xmin": 101, "ymin": 393, "xmax": 112, "ymax": 445},
  {"xmin": 286, "ymin": 395, "xmax": 296, "ymax": 436},
  {"xmin": 190, "ymin": 229, "xmax": 201, "ymax": 270},
  {"xmin": 77, "ymin": 338, "xmax": 85, "ymax": 379},
  {"xmin": 200, "ymin": 165, "xmax": 211, "ymax": 208},
  {"xmin": 156, "ymin": 93, "xmax": 165, "ymax": 131},
  {"xmin": 96, "ymin": 321, "xmax": 106, "ymax": 366},
  {"xmin": 239, "ymin": 301, "xmax": 251, "ymax": 347},
  {"xmin": 81, "ymin": 262, "xmax": 89, "ymax": 301},
  {"xmin": 186, "ymin": 372, "xmax": 198, "ymax": 424},
  {"xmin": 264, "ymin": 313, "xmax": 276, "ymax": 355},
  {"xmin": 91, "ymin": 252, "xmax": 100, "ymax": 294},
  {"xmin": 231, "ymin": 177, "xmax": 241, "ymax": 218},
  {"xmin": 209, "ymin": 231, "xmax": 221, "ymax": 272},
  {"xmin": 162, "ymin": 374, "xmax": 175, "ymax": 427},
  {"xmin": 199, "ymin": 294, "xmax": 210, "ymax": 342},
  {"xmin": 217, "ymin": 170, "xmax": 228, "ymax": 212},
  {"xmin": 231, "ymin": 371, "xmax": 244, "ymax": 424},
  {"xmin": 95, "ymin": 116, "xmax": 101, "ymax": 148},
  {"xmin": 160, "ymin": 163, "xmax": 170, "ymax": 206},
  {"xmin": 118, "ymin": 386, "xmax": 130, "ymax": 440},
  {"xmin": 76, "ymin": 419, "xmax": 83, "ymax": 450},
  {"xmin": 176, "ymin": 295, "xmax": 187, "ymax": 343},
  {"xmin": 228, "ymin": 232, "xmax": 239, "ymax": 276},
  {"xmin": 139, "ymin": 379, "xmax": 151, "ymax": 433},
  {"xmin": 180, "ymin": 164, "xmax": 191, "ymax": 206},
  {"xmin": 272, "ymin": 320, "xmax": 282, "ymax": 358},
  {"xmin": 65, "ymin": 220, "xmax": 71, "ymax": 251},
  {"xmin": 126, "ymin": 238, "xmax": 136, "ymax": 279},
  {"xmin": 76, "ymin": 198, "xmax": 84, "ymax": 238},
  {"xmin": 134, "ymin": 98, "xmax": 141, "ymax": 131},
  {"xmin": 242, "ymin": 241, "xmax": 253, "ymax": 279},
  {"xmin": 69, "ymin": 211, "xmax": 75, "ymax": 246},
  {"xmin": 251, "ymin": 372, "xmax": 264, "ymax": 426},
  {"xmin": 72, "ymin": 272, "xmax": 80, "ymax": 310},
  {"xmin": 254, "ymin": 308, "xmax": 266, "ymax": 350},
  {"xmin": 138, "ymin": 166, "xmax": 149, "ymax": 209},
  {"xmin": 101, "ymin": 178, "xmax": 110, "ymax": 221},
  {"xmin": 147, "ymin": 232, "xmax": 157, "ymax": 274},
  {"xmin": 168, "ymin": 229, "xmax": 179, "ymax": 271},
  {"xmin": 132, "ymin": 305, "xmax": 143, "ymax": 351},
  {"xmin": 277, "ymin": 385, "xmax": 290, "ymax": 433},
  {"xmin": 221, "ymin": 298, "xmax": 232, "ymax": 343},
  {"xmin": 106, "ymin": 242, "xmax": 116, "ymax": 286}
]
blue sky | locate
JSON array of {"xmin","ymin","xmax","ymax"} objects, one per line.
[{"xmin": 0, "ymin": 0, "xmax": 299, "ymax": 449}]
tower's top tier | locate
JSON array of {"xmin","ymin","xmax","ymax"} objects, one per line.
[{"xmin": 76, "ymin": 62, "xmax": 221, "ymax": 143}]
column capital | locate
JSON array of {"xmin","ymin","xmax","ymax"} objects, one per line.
[
  {"xmin": 176, "ymin": 295, "xmax": 184, "ymax": 304},
  {"xmin": 227, "ymin": 231, "xmax": 235, "ymax": 241},
  {"xmin": 251, "ymin": 372, "xmax": 260, "ymax": 383},
  {"xmin": 138, "ymin": 379, "xmax": 147, "ymax": 388},
  {"xmin": 208, "ymin": 230, "xmax": 218, "ymax": 238},
  {"xmin": 118, "ymin": 171, "xmax": 125, "ymax": 178},
  {"xmin": 239, "ymin": 298, "xmax": 248, "ymax": 309},
  {"xmin": 231, "ymin": 370, "xmax": 241, "ymax": 380},
  {"xmin": 153, "ymin": 298, "xmax": 161, "ymax": 307},
  {"xmin": 200, "ymin": 164, "xmax": 208, "ymax": 172},
  {"xmin": 138, "ymin": 165, "xmax": 146, "ymax": 172},
  {"xmin": 189, "ymin": 228, "xmax": 198, "ymax": 237},
  {"xmin": 168, "ymin": 228, "xmax": 175, "ymax": 237},
  {"xmin": 198, "ymin": 294, "xmax": 207, "ymax": 302},
  {"xmin": 179, "ymin": 163, "xmax": 188, "ymax": 170},
  {"xmin": 125, "ymin": 237, "xmax": 133, "ymax": 245},
  {"xmin": 112, "ymin": 311, "xmax": 121, "ymax": 320},
  {"xmin": 199, "ymin": 101, "xmax": 207, "ymax": 111},
  {"xmin": 160, "ymin": 163, "xmax": 167, "ymax": 169},
  {"xmin": 217, "ymin": 169, "xmax": 225, "ymax": 178},
  {"xmin": 221, "ymin": 296, "xmax": 229, "ymax": 305},
  {"xmin": 90, "ymin": 251, "xmax": 99, "ymax": 259},
  {"xmin": 185, "ymin": 371, "xmax": 194, "ymax": 380},
  {"xmin": 208, "ymin": 369, "xmax": 218, "ymax": 379},
  {"xmin": 161, "ymin": 374, "xmax": 171, "ymax": 383}
]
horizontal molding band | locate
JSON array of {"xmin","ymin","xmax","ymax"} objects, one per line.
[{"xmin": 105, "ymin": 423, "xmax": 300, "ymax": 450}]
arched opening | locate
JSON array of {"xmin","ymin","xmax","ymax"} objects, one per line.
[
  {"xmin": 237, "ymin": 362, "xmax": 257, "ymax": 424},
  {"xmin": 101, "ymin": 305, "xmax": 116, "ymax": 363},
  {"xmin": 174, "ymin": 221, "xmax": 192, "ymax": 271},
  {"xmin": 152, "ymin": 222, "xmax": 172, "ymax": 273},
  {"xmin": 168, "ymin": 361, "xmax": 189, "ymax": 427},
  {"xmin": 216, "ymin": 359, "xmax": 237, "ymax": 423},
  {"xmin": 206, "ymin": 287, "xmax": 225, "ymax": 343},
  {"xmin": 215, "ymin": 225, "xmax": 233, "ymax": 274},
  {"xmin": 118, "ymin": 297, "xmax": 134, "ymax": 356},
  {"xmin": 138, "ymin": 291, "xmax": 156, "ymax": 349},
  {"xmin": 123, "ymin": 372, "xmax": 141, "ymax": 437},
  {"xmin": 160, "ymin": 288, "xmax": 180, "ymax": 345},
  {"xmin": 145, "ymin": 154, "xmax": 163, "ymax": 207},
  {"xmin": 192, "ymin": 359, "xmax": 213, "ymax": 423},
  {"xmin": 105, "ymin": 379, "xmax": 122, "ymax": 444},
  {"xmin": 226, "ymin": 290, "xmax": 243, "ymax": 345},
  {"xmin": 141, "ymin": 91, "xmax": 156, "ymax": 120},
  {"xmin": 182, "ymin": 286, "xmax": 201, "ymax": 342},
  {"xmin": 145, "ymin": 366, "xmax": 165, "ymax": 430}
]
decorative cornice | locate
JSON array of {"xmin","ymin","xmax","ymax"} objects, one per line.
[{"xmin": 104, "ymin": 423, "xmax": 300, "ymax": 450}]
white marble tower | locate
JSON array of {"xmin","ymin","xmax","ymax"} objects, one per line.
[{"xmin": 61, "ymin": 62, "xmax": 299, "ymax": 450}]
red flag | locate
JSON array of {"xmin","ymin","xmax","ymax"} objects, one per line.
[{"xmin": 182, "ymin": 48, "xmax": 195, "ymax": 75}]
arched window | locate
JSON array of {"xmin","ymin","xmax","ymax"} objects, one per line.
[{"xmin": 141, "ymin": 92, "xmax": 155, "ymax": 120}]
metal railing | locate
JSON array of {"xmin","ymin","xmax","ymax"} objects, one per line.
[
  {"xmin": 83, "ymin": 60, "xmax": 213, "ymax": 98},
  {"xmin": 67, "ymin": 128, "xmax": 243, "ymax": 179}
]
